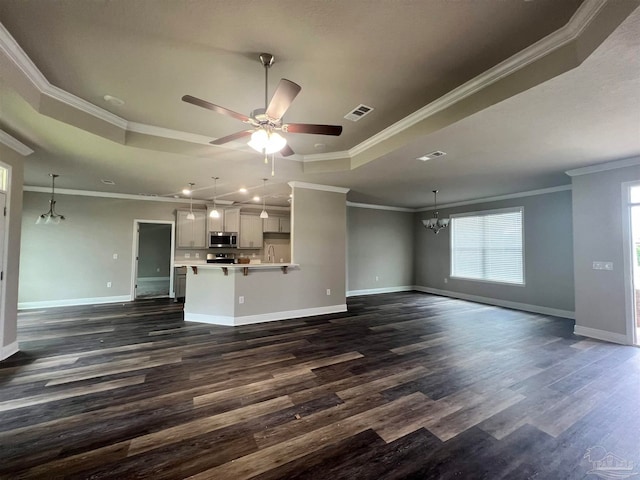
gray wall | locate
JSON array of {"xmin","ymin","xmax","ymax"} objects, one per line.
[
  {"xmin": 138, "ymin": 223, "xmax": 171, "ymax": 278},
  {"xmin": 415, "ymin": 189, "xmax": 575, "ymax": 313},
  {"xmin": 1, "ymin": 145, "xmax": 24, "ymax": 354},
  {"xmin": 20, "ymin": 192, "xmax": 191, "ymax": 304},
  {"xmin": 347, "ymin": 206, "xmax": 414, "ymax": 293},
  {"xmin": 572, "ymin": 163, "xmax": 640, "ymax": 337}
]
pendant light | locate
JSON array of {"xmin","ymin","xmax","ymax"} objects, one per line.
[
  {"xmin": 36, "ymin": 173, "xmax": 66, "ymax": 225},
  {"xmin": 260, "ymin": 178, "xmax": 269, "ymax": 219},
  {"xmin": 422, "ymin": 189, "xmax": 450, "ymax": 234},
  {"xmin": 185, "ymin": 182, "xmax": 195, "ymax": 220},
  {"xmin": 210, "ymin": 177, "xmax": 220, "ymax": 218}
]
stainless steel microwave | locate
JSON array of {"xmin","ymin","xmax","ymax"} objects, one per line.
[{"xmin": 208, "ymin": 232, "xmax": 238, "ymax": 248}]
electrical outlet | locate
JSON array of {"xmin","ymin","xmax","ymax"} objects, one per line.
[
  {"xmin": 592, "ymin": 261, "xmax": 613, "ymax": 270},
  {"xmin": 239, "ymin": 296, "xmax": 245, "ymax": 304},
  {"xmin": 326, "ymin": 289, "xmax": 331, "ymax": 296},
  {"xmin": 156, "ymin": 268, "xmax": 160, "ymax": 272},
  {"xmin": 195, "ymin": 253, "xmax": 200, "ymax": 258},
  {"xmin": 444, "ymin": 278, "xmax": 448, "ymax": 284},
  {"xmin": 185, "ymin": 253, "xmax": 191, "ymax": 259},
  {"xmin": 112, "ymin": 253, "xmax": 118, "ymax": 260},
  {"xmin": 107, "ymin": 282, "xmax": 112, "ymax": 288},
  {"xmin": 375, "ymin": 276, "xmax": 379, "ymax": 281}
]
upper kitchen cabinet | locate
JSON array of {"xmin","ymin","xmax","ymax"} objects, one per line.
[
  {"xmin": 224, "ymin": 208, "xmax": 241, "ymax": 233},
  {"xmin": 263, "ymin": 215, "xmax": 291, "ymax": 233},
  {"xmin": 206, "ymin": 206, "xmax": 224, "ymax": 232},
  {"xmin": 239, "ymin": 214, "xmax": 263, "ymax": 249},
  {"xmin": 176, "ymin": 209, "xmax": 207, "ymax": 248}
]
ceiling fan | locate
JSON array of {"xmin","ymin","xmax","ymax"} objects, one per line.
[{"xmin": 182, "ymin": 53, "xmax": 342, "ymax": 157}]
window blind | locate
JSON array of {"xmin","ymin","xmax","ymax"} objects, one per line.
[{"xmin": 450, "ymin": 207, "xmax": 524, "ymax": 285}]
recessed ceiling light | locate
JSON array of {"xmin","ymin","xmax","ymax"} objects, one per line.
[
  {"xmin": 314, "ymin": 143, "xmax": 326, "ymax": 150},
  {"xmin": 417, "ymin": 151, "xmax": 447, "ymax": 161},
  {"xmin": 253, "ymin": 195, "xmax": 260, "ymax": 202},
  {"xmin": 103, "ymin": 94, "xmax": 125, "ymax": 107},
  {"xmin": 101, "ymin": 179, "xmax": 116, "ymax": 185},
  {"xmin": 239, "ymin": 187, "xmax": 248, "ymax": 194}
]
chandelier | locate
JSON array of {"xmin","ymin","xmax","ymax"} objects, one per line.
[
  {"xmin": 36, "ymin": 173, "xmax": 65, "ymax": 224},
  {"xmin": 422, "ymin": 189, "xmax": 449, "ymax": 234}
]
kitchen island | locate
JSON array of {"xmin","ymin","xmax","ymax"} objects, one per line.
[{"xmin": 180, "ymin": 262, "xmax": 346, "ymax": 326}]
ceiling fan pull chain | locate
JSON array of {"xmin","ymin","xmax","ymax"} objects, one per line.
[
  {"xmin": 264, "ymin": 152, "xmax": 268, "ymax": 164},
  {"xmin": 271, "ymin": 154, "xmax": 276, "ymax": 177}
]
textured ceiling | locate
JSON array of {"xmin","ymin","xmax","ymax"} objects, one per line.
[{"xmin": 0, "ymin": 0, "xmax": 639, "ymax": 208}]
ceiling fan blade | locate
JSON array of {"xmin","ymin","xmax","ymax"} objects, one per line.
[
  {"xmin": 280, "ymin": 144, "xmax": 295, "ymax": 157},
  {"xmin": 284, "ymin": 123, "xmax": 343, "ymax": 136},
  {"xmin": 182, "ymin": 95, "xmax": 250, "ymax": 123},
  {"xmin": 265, "ymin": 79, "xmax": 301, "ymax": 120},
  {"xmin": 210, "ymin": 130, "xmax": 254, "ymax": 145}
]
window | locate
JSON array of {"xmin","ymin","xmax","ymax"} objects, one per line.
[{"xmin": 450, "ymin": 207, "xmax": 524, "ymax": 285}]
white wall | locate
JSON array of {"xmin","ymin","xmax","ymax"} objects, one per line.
[
  {"xmin": 0, "ymin": 145, "xmax": 23, "ymax": 359},
  {"xmin": 347, "ymin": 206, "xmax": 414, "ymax": 295},
  {"xmin": 19, "ymin": 192, "xmax": 190, "ymax": 306},
  {"xmin": 414, "ymin": 189, "xmax": 575, "ymax": 317},
  {"xmin": 571, "ymin": 162, "xmax": 640, "ymax": 343}
]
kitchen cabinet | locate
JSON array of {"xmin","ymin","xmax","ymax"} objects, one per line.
[
  {"xmin": 224, "ymin": 208, "xmax": 241, "ymax": 233},
  {"xmin": 207, "ymin": 206, "xmax": 224, "ymax": 232},
  {"xmin": 239, "ymin": 214, "xmax": 263, "ymax": 249},
  {"xmin": 174, "ymin": 266, "xmax": 187, "ymax": 300},
  {"xmin": 176, "ymin": 210, "xmax": 206, "ymax": 248},
  {"xmin": 263, "ymin": 215, "xmax": 291, "ymax": 233}
]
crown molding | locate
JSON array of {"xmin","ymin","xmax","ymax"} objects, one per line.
[
  {"xmin": 299, "ymin": 0, "xmax": 607, "ymax": 164},
  {"xmin": 416, "ymin": 185, "xmax": 572, "ymax": 212},
  {"xmin": 346, "ymin": 202, "xmax": 414, "ymax": 212},
  {"xmin": 346, "ymin": 0, "xmax": 607, "ymax": 160},
  {"xmin": 1, "ymin": 0, "xmax": 607, "ymax": 165},
  {"xmin": 565, "ymin": 156, "xmax": 640, "ymax": 177},
  {"xmin": 0, "ymin": 23, "xmax": 129, "ymax": 130},
  {"xmin": 23, "ymin": 186, "xmax": 208, "ymax": 204},
  {"xmin": 0, "ymin": 129, "xmax": 34, "ymax": 156},
  {"xmin": 288, "ymin": 181, "xmax": 350, "ymax": 194},
  {"xmin": 127, "ymin": 122, "xmax": 214, "ymax": 145}
]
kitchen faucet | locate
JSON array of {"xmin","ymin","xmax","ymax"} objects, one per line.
[{"xmin": 267, "ymin": 244, "xmax": 275, "ymax": 263}]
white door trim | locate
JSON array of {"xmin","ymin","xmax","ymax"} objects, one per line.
[
  {"xmin": 0, "ymin": 162, "xmax": 11, "ymax": 353},
  {"xmin": 622, "ymin": 181, "xmax": 640, "ymax": 346},
  {"xmin": 130, "ymin": 219, "xmax": 176, "ymax": 300}
]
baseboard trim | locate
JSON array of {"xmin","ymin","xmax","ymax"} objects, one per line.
[
  {"xmin": 413, "ymin": 286, "xmax": 575, "ymax": 319},
  {"xmin": 18, "ymin": 295, "xmax": 133, "ymax": 310},
  {"xmin": 573, "ymin": 325, "xmax": 629, "ymax": 345},
  {"xmin": 185, "ymin": 304, "xmax": 348, "ymax": 326},
  {"xmin": 347, "ymin": 286, "xmax": 414, "ymax": 297},
  {"xmin": 1, "ymin": 341, "xmax": 19, "ymax": 360}
]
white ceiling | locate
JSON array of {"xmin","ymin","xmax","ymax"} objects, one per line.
[{"xmin": 0, "ymin": 0, "xmax": 639, "ymax": 208}]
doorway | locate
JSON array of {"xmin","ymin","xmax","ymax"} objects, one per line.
[
  {"xmin": 132, "ymin": 220, "xmax": 175, "ymax": 299},
  {"xmin": 630, "ymin": 188, "xmax": 640, "ymax": 345},
  {"xmin": 625, "ymin": 183, "xmax": 640, "ymax": 346}
]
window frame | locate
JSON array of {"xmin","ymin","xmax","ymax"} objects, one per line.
[{"xmin": 449, "ymin": 206, "xmax": 525, "ymax": 287}]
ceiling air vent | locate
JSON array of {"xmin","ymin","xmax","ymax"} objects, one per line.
[
  {"xmin": 417, "ymin": 151, "xmax": 446, "ymax": 161},
  {"xmin": 101, "ymin": 179, "xmax": 116, "ymax": 185},
  {"xmin": 344, "ymin": 104, "xmax": 374, "ymax": 122}
]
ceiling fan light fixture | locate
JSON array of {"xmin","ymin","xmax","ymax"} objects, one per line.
[{"xmin": 248, "ymin": 130, "xmax": 287, "ymax": 154}]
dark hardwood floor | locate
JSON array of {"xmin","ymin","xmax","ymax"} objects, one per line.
[{"xmin": 1, "ymin": 292, "xmax": 639, "ymax": 479}]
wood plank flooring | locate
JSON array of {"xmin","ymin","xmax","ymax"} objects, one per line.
[{"xmin": 1, "ymin": 292, "xmax": 639, "ymax": 479}]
